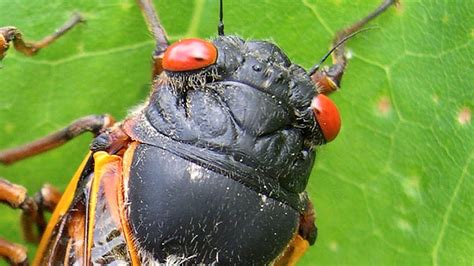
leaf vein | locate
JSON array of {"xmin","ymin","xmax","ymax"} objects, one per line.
[
  {"xmin": 302, "ymin": 0, "xmax": 334, "ymax": 35},
  {"xmin": 431, "ymin": 151, "xmax": 473, "ymax": 266}
]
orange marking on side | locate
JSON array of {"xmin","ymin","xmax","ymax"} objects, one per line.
[
  {"xmin": 33, "ymin": 152, "xmax": 92, "ymax": 266},
  {"xmin": 118, "ymin": 142, "xmax": 141, "ymax": 266},
  {"xmin": 87, "ymin": 151, "xmax": 122, "ymax": 265},
  {"xmin": 274, "ymin": 234, "xmax": 310, "ymax": 266}
]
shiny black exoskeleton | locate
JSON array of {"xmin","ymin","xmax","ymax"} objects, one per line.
[{"xmin": 124, "ymin": 36, "xmax": 321, "ymax": 264}]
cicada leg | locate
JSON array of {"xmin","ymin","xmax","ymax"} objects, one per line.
[
  {"xmin": 136, "ymin": 0, "xmax": 170, "ymax": 78},
  {"xmin": 0, "ymin": 13, "xmax": 84, "ymax": 61},
  {"xmin": 0, "ymin": 238, "xmax": 28, "ymax": 266},
  {"xmin": 23, "ymin": 184, "xmax": 62, "ymax": 243},
  {"xmin": 0, "ymin": 179, "xmax": 62, "ymax": 243},
  {"xmin": 0, "ymin": 114, "xmax": 115, "ymax": 165},
  {"xmin": 311, "ymin": 0, "xmax": 398, "ymax": 95},
  {"xmin": 0, "ymin": 179, "xmax": 62, "ymax": 265},
  {"xmin": 0, "ymin": 114, "xmax": 116, "ymax": 265}
]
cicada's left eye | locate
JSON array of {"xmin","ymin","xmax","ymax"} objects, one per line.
[
  {"xmin": 311, "ymin": 94, "xmax": 341, "ymax": 142},
  {"xmin": 163, "ymin": 38, "xmax": 217, "ymax": 72}
]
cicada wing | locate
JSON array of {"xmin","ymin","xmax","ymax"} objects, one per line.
[{"xmin": 33, "ymin": 152, "xmax": 133, "ymax": 265}]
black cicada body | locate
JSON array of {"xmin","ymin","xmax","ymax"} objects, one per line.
[{"xmin": 121, "ymin": 35, "xmax": 321, "ymax": 264}]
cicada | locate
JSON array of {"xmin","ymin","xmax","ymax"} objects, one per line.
[{"xmin": 0, "ymin": 0, "xmax": 396, "ymax": 264}]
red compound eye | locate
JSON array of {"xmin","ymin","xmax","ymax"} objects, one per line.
[
  {"xmin": 163, "ymin": 38, "xmax": 217, "ymax": 72},
  {"xmin": 311, "ymin": 94, "xmax": 341, "ymax": 142}
]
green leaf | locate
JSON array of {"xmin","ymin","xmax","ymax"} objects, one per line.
[{"xmin": 0, "ymin": 0, "xmax": 472, "ymax": 265}]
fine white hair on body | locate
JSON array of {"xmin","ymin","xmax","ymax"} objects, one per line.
[{"xmin": 140, "ymin": 250, "xmax": 218, "ymax": 266}]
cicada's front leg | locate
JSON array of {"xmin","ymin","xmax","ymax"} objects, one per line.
[
  {"xmin": 311, "ymin": 0, "xmax": 397, "ymax": 95},
  {"xmin": 0, "ymin": 13, "xmax": 84, "ymax": 61},
  {"xmin": 136, "ymin": 0, "xmax": 170, "ymax": 78},
  {"xmin": 0, "ymin": 114, "xmax": 114, "ymax": 165}
]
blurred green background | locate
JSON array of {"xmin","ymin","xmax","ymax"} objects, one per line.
[{"xmin": 0, "ymin": 0, "xmax": 472, "ymax": 265}]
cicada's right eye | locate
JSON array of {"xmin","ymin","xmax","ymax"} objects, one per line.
[{"xmin": 311, "ymin": 94, "xmax": 341, "ymax": 142}]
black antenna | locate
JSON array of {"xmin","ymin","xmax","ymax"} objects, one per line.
[
  {"xmin": 308, "ymin": 27, "xmax": 374, "ymax": 76},
  {"xmin": 218, "ymin": 0, "xmax": 224, "ymax": 35}
]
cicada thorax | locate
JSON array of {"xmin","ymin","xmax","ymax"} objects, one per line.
[
  {"xmin": 126, "ymin": 35, "xmax": 325, "ymax": 201},
  {"xmin": 119, "ymin": 35, "xmax": 321, "ymax": 264}
]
